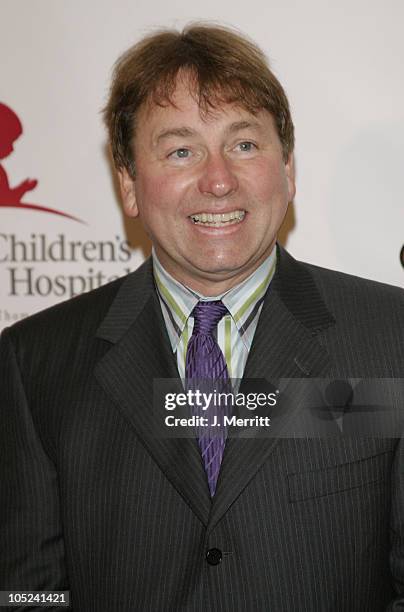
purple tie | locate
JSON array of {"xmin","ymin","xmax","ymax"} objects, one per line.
[{"xmin": 185, "ymin": 300, "xmax": 230, "ymax": 497}]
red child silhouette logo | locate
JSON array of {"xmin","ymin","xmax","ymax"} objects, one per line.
[{"xmin": 0, "ymin": 102, "xmax": 83, "ymax": 222}]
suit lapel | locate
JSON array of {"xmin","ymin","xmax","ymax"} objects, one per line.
[
  {"xmin": 95, "ymin": 259, "xmax": 211, "ymax": 525},
  {"xmin": 207, "ymin": 246, "xmax": 337, "ymax": 533}
]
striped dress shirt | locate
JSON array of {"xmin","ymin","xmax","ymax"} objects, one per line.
[{"xmin": 152, "ymin": 248, "xmax": 276, "ymax": 381}]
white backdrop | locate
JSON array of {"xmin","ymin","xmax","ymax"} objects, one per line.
[{"xmin": 1, "ymin": 0, "xmax": 403, "ymax": 331}]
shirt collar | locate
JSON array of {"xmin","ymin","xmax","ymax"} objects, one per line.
[{"xmin": 153, "ymin": 248, "xmax": 276, "ymax": 352}]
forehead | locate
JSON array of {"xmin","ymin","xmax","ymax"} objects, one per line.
[{"xmin": 136, "ymin": 77, "xmax": 276, "ymax": 143}]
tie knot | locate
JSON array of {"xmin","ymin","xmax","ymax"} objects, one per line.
[{"xmin": 191, "ymin": 300, "xmax": 228, "ymax": 336}]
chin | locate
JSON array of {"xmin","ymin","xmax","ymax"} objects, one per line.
[{"xmin": 191, "ymin": 259, "xmax": 250, "ymax": 278}]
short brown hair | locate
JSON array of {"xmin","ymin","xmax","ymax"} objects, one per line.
[{"xmin": 103, "ymin": 23, "xmax": 294, "ymax": 176}]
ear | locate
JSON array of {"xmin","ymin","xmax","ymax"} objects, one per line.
[
  {"xmin": 285, "ymin": 153, "xmax": 296, "ymax": 203},
  {"xmin": 118, "ymin": 167, "xmax": 139, "ymax": 218}
]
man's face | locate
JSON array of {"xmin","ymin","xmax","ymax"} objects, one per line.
[{"xmin": 119, "ymin": 77, "xmax": 295, "ymax": 294}]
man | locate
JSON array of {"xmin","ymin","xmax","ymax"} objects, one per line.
[{"xmin": 1, "ymin": 24, "xmax": 403, "ymax": 611}]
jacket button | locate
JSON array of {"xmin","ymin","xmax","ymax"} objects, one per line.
[{"xmin": 206, "ymin": 548, "xmax": 222, "ymax": 565}]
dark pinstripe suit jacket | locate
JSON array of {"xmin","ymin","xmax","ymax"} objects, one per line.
[{"xmin": 1, "ymin": 246, "xmax": 404, "ymax": 611}]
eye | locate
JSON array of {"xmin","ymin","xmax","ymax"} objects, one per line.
[
  {"xmin": 236, "ymin": 141, "xmax": 257, "ymax": 152},
  {"xmin": 169, "ymin": 148, "xmax": 191, "ymax": 159}
]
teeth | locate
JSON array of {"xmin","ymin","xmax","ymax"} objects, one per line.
[{"xmin": 190, "ymin": 210, "xmax": 246, "ymax": 225}]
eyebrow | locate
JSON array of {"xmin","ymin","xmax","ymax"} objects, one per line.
[
  {"xmin": 156, "ymin": 127, "xmax": 196, "ymax": 144},
  {"xmin": 226, "ymin": 120, "xmax": 261, "ymax": 134}
]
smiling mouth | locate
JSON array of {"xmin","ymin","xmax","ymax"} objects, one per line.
[{"xmin": 189, "ymin": 210, "xmax": 246, "ymax": 226}]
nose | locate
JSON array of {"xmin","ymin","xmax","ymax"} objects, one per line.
[{"xmin": 198, "ymin": 153, "xmax": 239, "ymax": 198}]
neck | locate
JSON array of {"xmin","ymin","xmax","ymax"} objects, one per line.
[{"xmin": 153, "ymin": 247, "xmax": 276, "ymax": 297}]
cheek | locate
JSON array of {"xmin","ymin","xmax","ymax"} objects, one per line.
[
  {"xmin": 248, "ymin": 160, "xmax": 289, "ymax": 203},
  {"xmin": 135, "ymin": 173, "xmax": 165, "ymax": 207},
  {"xmin": 136, "ymin": 171, "xmax": 192, "ymax": 214}
]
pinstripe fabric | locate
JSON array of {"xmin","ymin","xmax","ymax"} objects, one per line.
[
  {"xmin": 1, "ymin": 245, "xmax": 404, "ymax": 611},
  {"xmin": 153, "ymin": 247, "xmax": 276, "ymax": 380}
]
